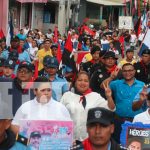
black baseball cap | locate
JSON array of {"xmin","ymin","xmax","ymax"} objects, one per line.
[
  {"xmin": 4, "ymin": 59, "xmax": 16, "ymax": 69},
  {"xmin": 51, "ymin": 43, "xmax": 58, "ymax": 49},
  {"xmin": 43, "ymin": 56, "xmax": 59, "ymax": 68},
  {"xmin": 141, "ymin": 49, "xmax": 150, "ymax": 55},
  {"xmin": 0, "ymin": 58, "xmax": 5, "ymax": 67},
  {"xmin": 30, "ymin": 131, "xmax": 41, "ymax": 138},
  {"xmin": 18, "ymin": 61, "xmax": 34, "ymax": 72},
  {"xmin": 91, "ymin": 46, "xmax": 100, "ymax": 55},
  {"xmin": 103, "ymin": 51, "xmax": 117, "ymax": 59},
  {"xmin": 87, "ymin": 107, "xmax": 114, "ymax": 126}
]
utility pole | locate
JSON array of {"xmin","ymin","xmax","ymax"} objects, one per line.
[
  {"xmin": 67, "ymin": 0, "xmax": 70, "ymax": 28},
  {"xmin": 74, "ymin": 0, "xmax": 80, "ymax": 27},
  {"xmin": 58, "ymin": 0, "xmax": 65, "ymax": 35}
]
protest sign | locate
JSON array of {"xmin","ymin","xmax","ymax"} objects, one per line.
[
  {"xmin": 19, "ymin": 120, "xmax": 73, "ymax": 150},
  {"xmin": 119, "ymin": 16, "xmax": 133, "ymax": 30},
  {"xmin": 120, "ymin": 121, "xmax": 150, "ymax": 150}
]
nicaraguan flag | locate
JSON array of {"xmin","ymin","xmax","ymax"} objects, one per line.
[
  {"xmin": 6, "ymin": 17, "xmax": 14, "ymax": 47},
  {"xmin": 141, "ymin": 10, "xmax": 147, "ymax": 30},
  {"xmin": 139, "ymin": 29, "xmax": 150, "ymax": 56}
]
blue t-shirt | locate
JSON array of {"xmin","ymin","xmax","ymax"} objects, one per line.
[
  {"xmin": 46, "ymin": 74, "xmax": 69, "ymax": 101},
  {"xmin": 110, "ymin": 79, "xmax": 145, "ymax": 118}
]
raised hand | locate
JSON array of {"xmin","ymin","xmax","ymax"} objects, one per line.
[
  {"xmin": 103, "ymin": 82, "xmax": 112, "ymax": 98},
  {"xmin": 140, "ymin": 85, "xmax": 148, "ymax": 101}
]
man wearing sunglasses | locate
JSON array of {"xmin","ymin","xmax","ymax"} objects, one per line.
[{"xmin": 11, "ymin": 76, "xmax": 71, "ymax": 134}]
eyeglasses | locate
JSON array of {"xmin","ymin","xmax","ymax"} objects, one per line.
[
  {"xmin": 122, "ymin": 69, "xmax": 135, "ymax": 73},
  {"xmin": 18, "ymin": 69, "xmax": 30, "ymax": 74}
]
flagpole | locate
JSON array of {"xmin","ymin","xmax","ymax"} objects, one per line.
[
  {"xmin": 20, "ymin": 3, "xmax": 22, "ymax": 29},
  {"xmin": 31, "ymin": 2, "xmax": 35, "ymax": 30}
]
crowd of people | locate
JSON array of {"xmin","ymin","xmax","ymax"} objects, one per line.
[{"xmin": 0, "ymin": 23, "xmax": 150, "ymax": 150}]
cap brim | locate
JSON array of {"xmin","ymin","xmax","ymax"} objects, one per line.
[
  {"xmin": 87, "ymin": 119, "xmax": 111, "ymax": 126},
  {"xmin": 18, "ymin": 65, "xmax": 32, "ymax": 71},
  {"xmin": 30, "ymin": 135, "xmax": 41, "ymax": 138},
  {"xmin": 46, "ymin": 65, "xmax": 58, "ymax": 68},
  {"xmin": 51, "ymin": 46, "xmax": 58, "ymax": 49},
  {"xmin": 4, "ymin": 65, "xmax": 15, "ymax": 69},
  {"xmin": 103, "ymin": 56, "xmax": 118, "ymax": 59}
]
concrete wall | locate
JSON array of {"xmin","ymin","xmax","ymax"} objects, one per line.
[
  {"xmin": 21, "ymin": 4, "xmax": 26, "ymax": 29},
  {"xmin": 33, "ymin": 4, "xmax": 44, "ymax": 31},
  {"xmin": 0, "ymin": 0, "xmax": 9, "ymax": 36},
  {"xmin": 29, "ymin": 3, "xmax": 58, "ymax": 33},
  {"xmin": 78, "ymin": 0, "xmax": 86, "ymax": 25}
]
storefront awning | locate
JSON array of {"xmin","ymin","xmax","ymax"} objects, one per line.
[
  {"xmin": 86, "ymin": 0, "xmax": 125, "ymax": 6},
  {"xmin": 16, "ymin": 0, "xmax": 47, "ymax": 3}
]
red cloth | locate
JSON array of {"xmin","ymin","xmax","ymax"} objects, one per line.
[
  {"xmin": 82, "ymin": 25, "xmax": 95, "ymax": 37},
  {"xmin": 64, "ymin": 33, "xmax": 73, "ymax": 53},
  {"xmin": 0, "ymin": 29, "xmax": 5, "ymax": 39},
  {"xmin": 119, "ymin": 36, "xmax": 125, "ymax": 58},
  {"xmin": 79, "ymin": 88, "xmax": 92, "ymax": 103},
  {"xmin": 82, "ymin": 138, "xmax": 92, "ymax": 150},
  {"xmin": 0, "ymin": 71, "xmax": 3, "ymax": 77},
  {"xmin": 16, "ymin": 60, "xmax": 20, "ymax": 65},
  {"xmin": 11, "ymin": 74, "xmax": 16, "ymax": 79},
  {"xmin": 57, "ymin": 43, "xmax": 62, "ymax": 63},
  {"xmin": 107, "ymin": 65, "xmax": 117, "ymax": 74},
  {"xmin": 9, "ymin": 46, "xmax": 22, "ymax": 54},
  {"xmin": 53, "ymin": 26, "xmax": 62, "ymax": 63},
  {"xmin": 34, "ymin": 60, "xmax": 39, "ymax": 80},
  {"xmin": 76, "ymin": 52, "xmax": 90, "ymax": 64},
  {"xmin": 53, "ymin": 26, "xmax": 58, "ymax": 43}
]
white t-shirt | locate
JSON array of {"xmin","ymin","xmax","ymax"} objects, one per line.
[
  {"xmin": 101, "ymin": 39, "xmax": 109, "ymax": 44},
  {"xmin": 27, "ymin": 47, "xmax": 38, "ymax": 60},
  {"xmin": 12, "ymin": 97, "xmax": 71, "ymax": 126},
  {"xmin": 46, "ymin": 33, "xmax": 53, "ymax": 39},
  {"xmin": 133, "ymin": 109, "xmax": 150, "ymax": 124},
  {"xmin": 24, "ymin": 28, "xmax": 30, "ymax": 35}
]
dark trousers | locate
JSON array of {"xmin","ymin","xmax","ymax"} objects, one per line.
[{"xmin": 112, "ymin": 115, "xmax": 133, "ymax": 144}]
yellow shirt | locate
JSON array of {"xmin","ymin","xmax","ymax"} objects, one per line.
[{"xmin": 37, "ymin": 48, "xmax": 53, "ymax": 71}]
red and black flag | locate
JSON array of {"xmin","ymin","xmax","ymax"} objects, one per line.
[
  {"xmin": 134, "ymin": 16, "xmax": 141, "ymax": 37},
  {"xmin": 62, "ymin": 33, "xmax": 77, "ymax": 73}
]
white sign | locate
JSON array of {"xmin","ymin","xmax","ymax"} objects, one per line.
[{"xmin": 119, "ymin": 16, "xmax": 133, "ymax": 30}]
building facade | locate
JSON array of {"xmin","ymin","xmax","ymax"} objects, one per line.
[
  {"xmin": 7, "ymin": 0, "xmax": 80, "ymax": 35},
  {"xmin": 78, "ymin": 0, "xmax": 126, "ymax": 28}
]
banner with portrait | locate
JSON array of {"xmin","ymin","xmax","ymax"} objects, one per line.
[
  {"xmin": 18, "ymin": 120, "xmax": 73, "ymax": 150},
  {"xmin": 120, "ymin": 121, "xmax": 150, "ymax": 150}
]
